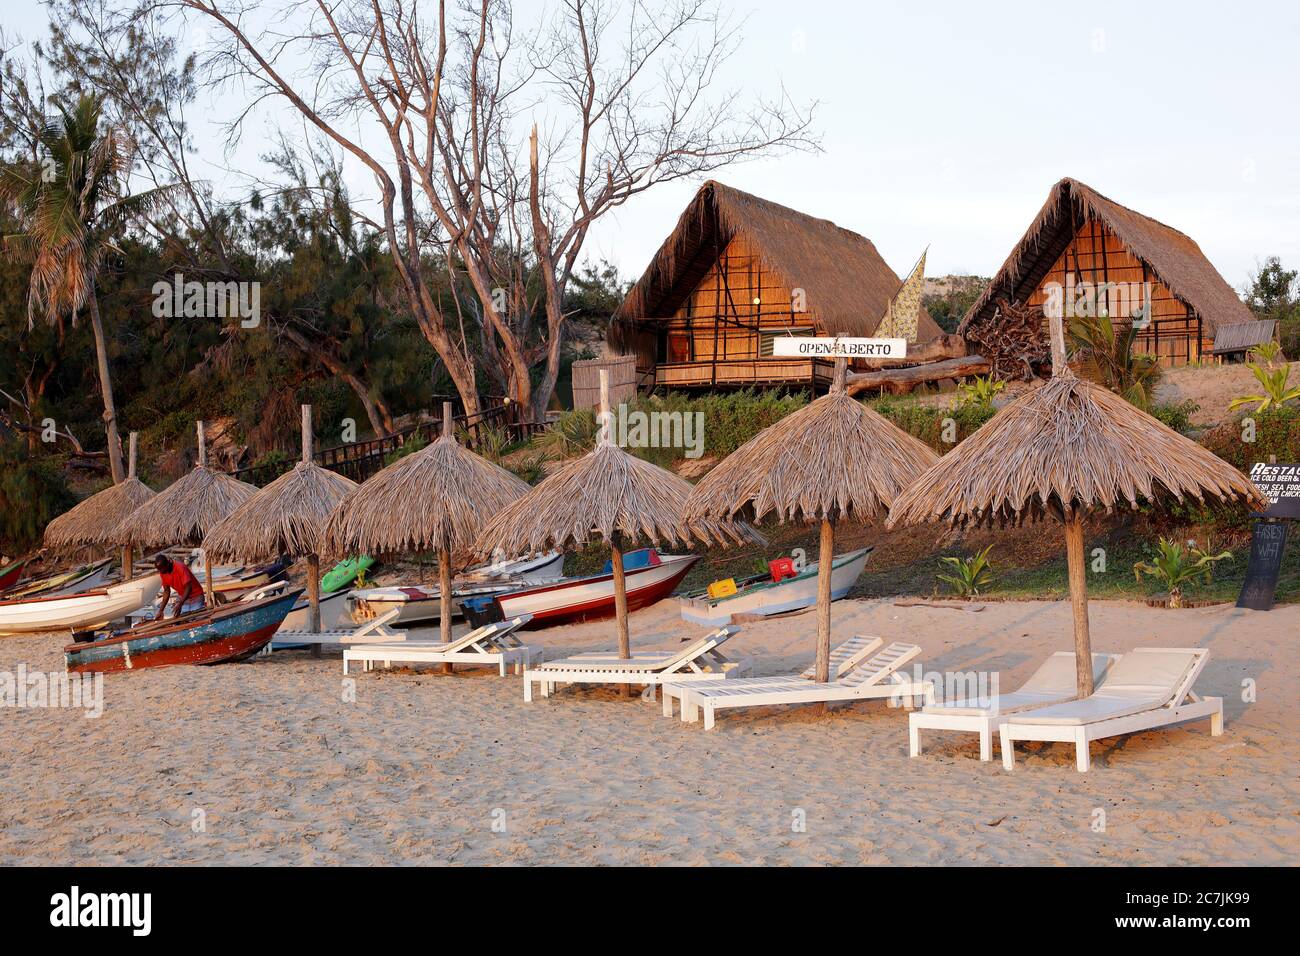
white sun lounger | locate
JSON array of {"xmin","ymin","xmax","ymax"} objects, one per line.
[
  {"xmin": 671, "ymin": 641, "xmax": 932, "ymax": 730},
  {"xmin": 522, "ymin": 626, "xmax": 750, "ymax": 701},
  {"xmin": 342, "ymin": 614, "xmax": 538, "ymax": 676},
  {"xmin": 263, "ymin": 607, "xmax": 404, "ymax": 654},
  {"xmin": 661, "ymin": 635, "xmax": 884, "ymax": 718},
  {"xmin": 908, "ymin": 652, "xmax": 1120, "ymax": 761},
  {"xmin": 1000, "ymin": 647, "xmax": 1223, "ymax": 772}
]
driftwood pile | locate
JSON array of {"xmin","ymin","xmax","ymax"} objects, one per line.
[
  {"xmin": 963, "ymin": 298, "xmax": 1050, "ymax": 380},
  {"xmin": 845, "ymin": 333, "xmax": 991, "ymax": 396}
]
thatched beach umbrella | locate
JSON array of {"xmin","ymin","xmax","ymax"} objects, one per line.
[
  {"xmin": 685, "ymin": 358, "xmax": 939, "ymax": 682},
  {"xmin": 112, "ymin": 421, "xmax": 258, "ymax": 603},
  {"xmin": 888, "ymin": 319, "xmax": 1263, "ymax": 697},
  {"xmin": 44, "ymin": 432, "xmax": 155, "ymax": 579},
  {"xmin": 204, "ymin": 406, "xmax": 357, "ymax": 633},
  {"xmin": 323, "ymin": 402, "xmax": 529, "ymax": 647},
  {"xmin": 475, "ymin": 371, "xmax": 753, "ymax": 664}
]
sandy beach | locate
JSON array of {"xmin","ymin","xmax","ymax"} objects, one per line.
[{"xmin": 1, "ymin": 597, "xmax": 1295, "ymax": 866}]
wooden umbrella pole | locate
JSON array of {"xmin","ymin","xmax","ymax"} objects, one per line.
[
  {"xmin": 300, "ymin": 405, "xmax": 323, "ymax": 641},
  {"xmin": 814, "ymin": 517, "xmax": 835, "ymax": 683},
  {"xmin": 439, "ymin": 543, "xmax": 454, "ymax": 674},
  {"xmin": 123, "ymin": 432, "xmax": 138, "ymax": 581},
  {"xmin": 610, "ymin": 536, "xmax": 631, "ymax": 697},
  {"xmin": 203, "ymin": 550, "xmax": 215, "ymax": 607},
  {"xmin": 1064, "ymin": 512, "xmax": 1094, "ymax": 698}
]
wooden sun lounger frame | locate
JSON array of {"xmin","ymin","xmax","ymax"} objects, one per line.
[
  {"xmin": 671, "ymin": 642, "xmax": 933, "ymax": 730},
  {"xmin": 269, "ymin": 607, "xmax": 404, "ymax": 649},
  {"xmin": 661, "ymin": 634, "xmax": 884, "ymax": 718},
  {"xmin": 908, "ymin": 652, "xmax": 1121, "ymax": 762},
  {"xmin": 999, "ymin": 647, "xmax": 1223, "ymax": 772},
  {"xmin": 342, "ymin": 615, "xmax": 538, "ymax": 676},
  {"xmin": 522, "ymin": 626, "xmax": 750, "ymax": 701}
]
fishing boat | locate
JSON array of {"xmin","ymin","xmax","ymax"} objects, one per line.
[
  {"xmin": 492, "ymin": 550, "xmax": 699, "ymax": 629},
  {"xmin": 678, "ymin": 547, "xmax": 873, "ymax": 627},
  {"xmin": 348, "ymin": 582, "xmax": 518, "ymax": 627},
  {"xmin": 0, "ymin": 574, "xmax": 163, "ymax": 636},
  {"xmin": 462, "ymin": 550, "xmax": 564, "ymax": 583},
  {"xmin": 321, "ymin": 555, "xmax": 374, "ymax": 593},
  {"xmin": 0, "ymin": 557, "xmax": 29, "ymax": 592},
  {"xmin": 65, "ymin": 589, "xmax": 301, "ymax": 673},
  {"xmin": 279, "ymin": 586, "xmax": 352, "ymax": 631},
  {"xmin": 200, "ymin": 558, "xmax": 291, "ymax": 602},
  {"xmin": 2, "ymin": 558, "xmax": 114, "ymax": 599}
]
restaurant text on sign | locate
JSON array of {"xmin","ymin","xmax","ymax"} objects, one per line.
[{"xmin": 770, "ymin": 337, "xmax": 908, "ymax": 359}]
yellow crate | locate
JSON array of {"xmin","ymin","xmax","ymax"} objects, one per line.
[{"xmin": 707, "ymin": 578, "xmax": 738, "ymax": 600}]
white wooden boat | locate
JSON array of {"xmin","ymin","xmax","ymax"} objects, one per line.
[
  {"xmin": 495, "ymin": 551, "xmax": 699, "ymax": 629},
  {"xmin": 280, "ymin": 587, "xmax": 352, "ymax": 631},
  {"xmin": 3, "ymin": 558, "xmax": 114, "ymax": 599},
  {"xmin": 0, "ymin": 574, "xmax": 163, "ymax": 635},
  {"xmin": 462, "ymin": 551, "xmax": 564, "ymax": 582},
  {"xmin": 678, "ymin": 547, "xmax": 872, "ymax": 627},
  {"xmin": 348, "ymin": 582, "xmax": 518, "ymax": 627}
]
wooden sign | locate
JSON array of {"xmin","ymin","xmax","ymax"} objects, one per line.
[
  {"xmin": 1236, "ymin": 520, "xmax": 1289, "ymax": 611},
  {"xmin": 770, "ymin": 336, "xmax": 907, "ymax": 359},
  {"xmin": 1249, "ymin": 462, "xmax": 1300, "ymax": 519}
]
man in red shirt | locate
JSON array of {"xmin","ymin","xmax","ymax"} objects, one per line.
[{"xmin": 152, "ymin": 555, "xmax": 206, "ymax": 619}]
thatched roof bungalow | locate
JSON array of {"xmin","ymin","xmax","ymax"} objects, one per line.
[
  {"xmin": 609, "ymin": 181, "xmax": 942, "ymax": 393},
  {"xmin": 959, "ymin": 178, "xmax": 1254, "ymax": 367}
]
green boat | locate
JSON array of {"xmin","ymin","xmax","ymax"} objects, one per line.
[{"xmin": 321, "ymin": 556, "xmax": 375, "ymax": 594}]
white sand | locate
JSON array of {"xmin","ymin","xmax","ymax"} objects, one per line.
[{"xmin": 1, "ymin": 597, "xmax": 1295, "ymax": 865}]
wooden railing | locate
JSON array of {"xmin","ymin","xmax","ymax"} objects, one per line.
[{"xmin": 230, "ymin": 404, "xmax": 549, "ymax": 487}]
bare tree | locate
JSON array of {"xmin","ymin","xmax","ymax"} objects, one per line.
[{"xmin": 177, "ymin": 0, "xmax": 815, "ymax": 419}]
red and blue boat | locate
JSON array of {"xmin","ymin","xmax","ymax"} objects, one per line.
[{"xmin": 65, "ymin": 589, "xmax": 302, "ymax": 674}]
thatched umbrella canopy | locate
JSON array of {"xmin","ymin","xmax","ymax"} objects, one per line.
[
  {"xmin": 204, "ymin": 406, "xmax": 357, "ymax": 633},
  {"xmin": 685, "ymin": 357, "xmax": 938, "ymax": 682},
  {"xmin": 323, "ymin": 402, "xmax": 529, "ymax": 646},
  {"xmin": 44, "ymin": 432, "xmax": 154, "ymax": 578},
  {"xmin": 888, "ymin": 319, "xmax": 1263, "ymax": 697},
  {"xmin": 112, "ymin": 421, "xmax": 258, "ymax": 602},
  {"xmin": 475, "ymin": 371, "xmax": 752, "ymax": 663}
]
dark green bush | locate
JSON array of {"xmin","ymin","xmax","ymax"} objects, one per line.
[
  {"xmin": 869, "ymin": 396, "xmax": 996, "ymax": 450},
  {"xmin": 1150, "ymin": 399, "xmax": 1200, "ymax": 435},
  {"xmin": 0, "ymin": 442, "xmax": 76, "ymax": 554}
]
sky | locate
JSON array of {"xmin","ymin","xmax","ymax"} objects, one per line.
[{"xmin": 5, "ymin": 0, "xmax": 1299, "ymax": 292}]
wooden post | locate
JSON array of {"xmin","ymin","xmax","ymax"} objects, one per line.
[
  {"xmin": 1064, "ymin": 512, "xmax": 1094, "ymax": 698},
  {"xmin": 122, "ymin": 432, "xmax": 138, "ymax": 581},
  {"xmin": 597, "ymin": 370, "xmax": 612, "ymax": 444},
  {"xmin": 1049, "ymin": 308, "xmax": 1067, "ymax": 375},
  {"xmin": 299, "ymin": 406, "xmax": 322, "ymax": 643},
  {"xmin": 438, "ymin": 543, "xmax": 454, "ymax": 674},
  {"xmin": 196, "ymin": 421, "xmax": 216, "ymax": 605},
  {"xmin": 814, "ymin": 517, "xmax": 835, "ymax": 683}
]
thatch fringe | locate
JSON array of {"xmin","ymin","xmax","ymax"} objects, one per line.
[
  {"xmin": 685, "ymin": 389, "xmax": 938, "ymax": 523},
  {"xmin": 474, "ymin": 441, "xmax": 752, "ymax": 559},
  {"xmin": 610, "ymin": 180, "xmax": 942, "ymax": 349},
  {"xmin": 322, "ymin": 430, "xmax": 529, "ymax": 559},
  {"xmin": 886, "ymin": 368, "xmax": 1264, "ymax": 528},
  {"xmin": 959, "ymin": 178, "xmax": 1252, "ymax": 338},
  {"xmin": 44, "ymin": 477, "xmax": 156, "ymax": 551},
  {"xmin": 112, "ymin": 467, "xmax": 258, "ymax": 548},
  {"xmin": 204, "ymin": 462, "xmax": 357, "ymax": 561}
]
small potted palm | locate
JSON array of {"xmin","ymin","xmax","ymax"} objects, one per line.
[{"xmin": 1132, "ymin": 538, "xmax": 1233, "ymax": 608}]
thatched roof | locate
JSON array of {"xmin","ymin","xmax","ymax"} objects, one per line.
[
  {"xmin": 44, "ymin": 476, "xmax": 155, "ymax": 551},
  {"xmin": 474, "ymin": 440, "xmax": 752, "ymax": 558},
  {"xmin": 203, "ymin": 461, "xmax": 357, "ymax": 561},
  {"xmin": 959, "ymin": 178, "xmax": 1253, "ymax": 337},
  {"xmin": 610, "ymin": 180, "xmax": 943, "ymax": 348},
  {"xmin": 1210, "ymin": 319, "xmax": 1277, "ymax": 356},
  {"xmin": 685, "ymin": 387, "xmax": 938, "ymax": 524},
  {"xmin": 886, "ymin": 368, "xmax": 1263, "ymax": 529},
  {"xmin": 322, "ymin": 424, "xmax": 529, "ymax": 559},
  {"xmin": 112, "ymin": 465, "xmax": 258, "ymax": 549}
]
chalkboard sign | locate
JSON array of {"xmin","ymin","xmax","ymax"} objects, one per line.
[
  {"xmin": 1249, "ymin": 462, "xmax": 1300, "ymax": 519},
  {"xmin": 1237, "ymin": 520, "xmax": 1289, "ymax": 611}
]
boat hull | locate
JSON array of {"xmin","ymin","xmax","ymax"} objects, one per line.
[
  {"xmin": 679, "ymin": 548, "xmax": 872, "ymax": 626},
  {"xmin": 65, "ymin": 590, "xmax": 300, "ymax": 673},
  {"xmin": 495, "ymin": 554, "xmax": 699, "ymax": 629},
  {"xmin": 0, "ymin": 575, "xmax": 163, "ymax": 635},
  {"xmin": 349, "ymin": 584, "xmax": 515, "ymax": 627},
  {"xmin": 279, "ymin": 588, "xmax": 352, "ymax": 631}
]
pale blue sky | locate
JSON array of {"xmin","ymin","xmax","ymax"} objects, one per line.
[{"xmin": 5, "ymin": 0, "xmax": 1298, "ymax": 291}]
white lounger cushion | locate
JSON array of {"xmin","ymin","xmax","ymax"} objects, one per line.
[
  {"xmin": 1008, "ymin": 649, "xmax": 1196, "ymax": 726},
  {"xmin": 923, "ymin": 652, "xmax": 1116, "ymax": 717},
  {"xmin": 686, "ymin": 641, "xmax": 921, "ymax": 701},
  {"xmin": 534, "ymin": 627, "xmax": 735, "ymax": 674}
]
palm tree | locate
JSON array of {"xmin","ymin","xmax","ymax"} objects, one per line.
[{"xmin": 0, "ymin": 95, "xmax": 174, "ymax": 482}]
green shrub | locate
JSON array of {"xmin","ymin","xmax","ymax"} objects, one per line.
[
  {"xmin": 383, "ymin": 432, "xmax": 427, "ymax": 466},
  {"xmin": 0, "ymin": 442, "xmax": 76, "ymax": 554},
  {"xmin": 870, "ymin": 395, "xmax": 996, "ymax": 450},
  {"xmin": 1150, "ymin": 399, "xmax": 1199, "ymax": 435},
  {"xmin": 508, "ymin": 451, "xmax": 551, "ymax": 484}
]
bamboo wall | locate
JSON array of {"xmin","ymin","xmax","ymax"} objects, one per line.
[{"xmin": 1025, "ymin": 219, "xmax": 1212, "ymax": 366}]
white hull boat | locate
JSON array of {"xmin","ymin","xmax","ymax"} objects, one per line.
[
  {"xmin": 279, "ymin": 588, "xmax": 352, "ymax": 632},
  {"xmin": 348, "ymin": 583, "xmax": 517, "ymax": 627},
  {"xmin": 463, "ymin": 551, "xmax": 564, "ymax": 583},
  {"xmin": 0, "ymin": 574, "xmax": 163, "ymax": 635},
  {"xmin": 495, "ymin": 552, "xmax": 698, "ymax": 629},
  {"xmin": 679, "ymin": 547, "xmax": 872, "ymax": 627}
]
